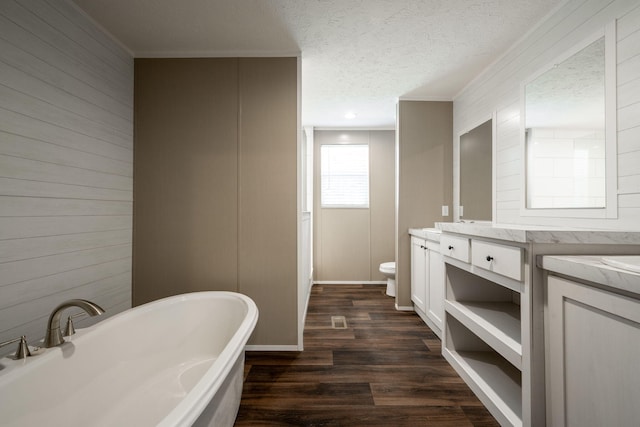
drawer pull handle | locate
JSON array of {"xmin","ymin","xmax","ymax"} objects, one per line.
[
  {"xmin": 448, "ymin": 245, "xmax": 454, "ymax": 250},
  {"xmin": 486, "ymin": 255, "xmax": 494, "ymax": 262}
]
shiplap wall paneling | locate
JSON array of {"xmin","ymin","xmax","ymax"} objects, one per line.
[
  {"xmin": 0, "ymin": 0, "xmax": 133, "ymax": 348},
  {"xmin": 617, "ymin": 2, "xmax": 640, "ymax": 230},
  {"xmin": 454, "ymin": 0, "xmax": 640, "ymax": 230},
  {"xmin": 494, "ymin": 103, "xmax": 522, "ymax": 224}
]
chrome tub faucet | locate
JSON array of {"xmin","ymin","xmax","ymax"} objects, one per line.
[{"xmin": 44, "ymin": 299, "xmax": 105, "ymax": 348}]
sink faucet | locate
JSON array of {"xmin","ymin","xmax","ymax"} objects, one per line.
[{"xmin": 44, "ymin": 299, "xmax": 105, "ymax": 348}]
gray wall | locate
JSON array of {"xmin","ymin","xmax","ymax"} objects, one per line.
[
  {"xmin": 313, "ymin": 130, "xmax": 395, "ymax": 282},
  {"xmin": 0, "ymin": 0, "xmax": 133, "ymax": 347}
]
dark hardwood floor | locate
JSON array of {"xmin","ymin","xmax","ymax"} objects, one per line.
[{"xmin": 235, "ymin": 284, "xmax": 498, "ymax": 426}]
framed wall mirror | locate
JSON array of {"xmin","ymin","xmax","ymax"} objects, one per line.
[
  {"xmin": 458, "ymin": 117, "xmax": 493, "ymax": 221},
  {"xmin": 521, "ymin": 23, "xmax": 617, "ymax": 218}
]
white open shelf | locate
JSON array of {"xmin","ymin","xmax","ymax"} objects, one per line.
[
  {"xmin": 444, "ymin": 348, "xmax": 522, "ymax": 427},
  {"xmin": 445, "ymin": 300, "xmax": 522, "ymax": 369},
  {"xmin": 445, "ymin": 264, "xmax": 524, "ymax": 427}
]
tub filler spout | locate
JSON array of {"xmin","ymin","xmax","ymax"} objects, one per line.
[{"xmin": 44, "ymin": 299, "xmax": 105, "ymax": 348}]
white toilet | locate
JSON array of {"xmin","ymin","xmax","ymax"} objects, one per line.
[{"xmin": 379, "ymin": 262, "xmax": 396, "ymax": 297}]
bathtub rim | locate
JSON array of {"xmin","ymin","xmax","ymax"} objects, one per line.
[
  {"xmin": 157, "ymin": 291, "xmax": 258, "ymax": 427},
  {"xmin": 0, "ymin": 291, "xmax": 259, "ymax": 427}
]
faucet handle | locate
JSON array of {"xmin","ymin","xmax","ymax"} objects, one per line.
[
  {"xmin": 0, "ymin": 335, "xmax": 31, "ymax": 360},
  {"xmin": 64, "ymin": 312, "xmax": 86, "ymax": 337}
]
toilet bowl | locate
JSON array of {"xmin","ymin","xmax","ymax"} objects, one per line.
[{"xmin": 379, "ymin": 262, "xmax": 396, "ymax": 297}]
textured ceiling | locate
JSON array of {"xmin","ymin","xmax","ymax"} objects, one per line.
[{"xmin": 72, "ymin": 0, "xmax": 563, "ymax": 128}]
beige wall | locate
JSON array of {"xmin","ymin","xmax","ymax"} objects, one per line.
[
  {"xmin": 134, "ymin": 59, "xmax": 239, "ymax": 300},
  {"xmin": 313, "ymin": 130, "xmax": 395, "ymax": 282},
  {"xmin": 396, "ymin": 101, "xmax": 453, "ymax": 307},
  {"xmin": 237, "ymin": 58, "xmax": 298, "ymax": 345},
  {"xmin": 369, "ymin": 131, "xmax": 397, "ymax": 279},
  {"xmin": 134, "ymin": 57, "xmax": 298, "ymax": 346}
]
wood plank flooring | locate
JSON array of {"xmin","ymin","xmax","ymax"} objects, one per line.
[{"xmin": 235, "ymin": 284, "xmax": 498, "ymax": 426}]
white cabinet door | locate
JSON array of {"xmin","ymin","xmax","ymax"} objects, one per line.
[
  {"xmin": 426, "ymin": 248, "xmax": 445, "ymax": 333},
  {"xmin": 547, "ymin": 275, "xmax": 640, "ymax": 427},
  {"xmin": 411, "ymin": 237, "xmax": 427, "ymax": 312}
]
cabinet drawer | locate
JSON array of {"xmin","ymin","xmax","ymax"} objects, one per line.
[
  {"xmin": 425, "ymin": 239, "xmax": 440, "ymax": 252},
  {"xmin": 471, "ymin": 240, "xmax": 523, "ymax": 281},
  {"xmin": 411, "ymin": 236, "xmax": 426, "ymax": 247},
  {"xmin": 440, "ymin": 235, "xmax": 470, "ymax": 263}
]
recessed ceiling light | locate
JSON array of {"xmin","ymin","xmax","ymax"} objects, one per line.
[{"xmin": 345, "ymin": 111, "xmax": 357, "ymax": 119}]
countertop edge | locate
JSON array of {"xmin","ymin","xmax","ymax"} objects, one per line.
[
  {"xmin": 435, "ymin": 223, "xmax": 640, "ymax": 245},
  {"xmin": 408, "ymin": 228, "xmax": 441, "ymax": 242},
  {"xmin": 541, "ymin": 255, "xmax": 640, "ymax": 296}
]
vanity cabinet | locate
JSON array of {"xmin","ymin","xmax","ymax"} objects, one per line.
[
  {"xmin": 410, "ymin": 233, "xmax": 445, "ymax": 338},
  {"xmin": 411, "ymin": 236, "xmax": 427, "ymax": 312},
  {"xmin": 437, "ymin": 224, "xmax": 640, "ymax": 427},
  {"xmin": 427, "ymin": 248, "xmax": 445, "ymax": 335},
  {"xmin": 442, "ymin": 234, "xmax": 525, "ymax": 427},
  {"xmin": 546, "ymin": 273, "xmax": 640, "ymax": 427}
]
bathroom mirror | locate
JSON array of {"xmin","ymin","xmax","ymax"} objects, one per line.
[
  {"xmin": 522, "ymin": 24, "xmax": 617, "ymax": 218},
  {"xmin": 459, "ymin": 119, "xmax": 493, "ymax": 221}
]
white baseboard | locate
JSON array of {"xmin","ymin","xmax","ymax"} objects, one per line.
[
  {"xmin": 395, "ymin": 304, "xmax": 414, "ymax": 312},
  {"xmin": 245, "ymin": 345, "xmax": 301, "ymax": 352},
  {"xmin": 313, "ymin": 281, "xmax": 386, "ymax": 285}
]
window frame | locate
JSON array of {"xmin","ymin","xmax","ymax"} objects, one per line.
[{"xmin": 320, "ymin": 144, "xmax": 370, "ymax": 209}]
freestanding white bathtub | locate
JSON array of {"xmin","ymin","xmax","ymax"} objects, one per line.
[{"xmin": 0, "ymin": 291, "xmax": 258, "ymax": 427}]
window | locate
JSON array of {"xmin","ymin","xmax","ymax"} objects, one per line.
[{"xmin": 320, "ymin": 144, "xmax": 369, "ymax": 208}]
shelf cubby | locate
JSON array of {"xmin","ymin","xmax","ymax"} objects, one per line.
[
  {"xmin": 445, "ymin": 300, "xmax": 521, "ymax": 369},
  {"xmin": 444, "ymin": 263, "xmax": 524, "ymax": 426},
  {"xmin": 444, "ymin": 315, "xmax": 522, "ymax": 427}
]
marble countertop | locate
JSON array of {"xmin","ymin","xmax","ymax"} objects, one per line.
[
  {"xmin": 408, "ymin": 227, "xmax": 441, "ymax": 241},
  {"xmin": 541, "ymin": 255, "xmax": 640, "ymax": 296},
  {"xmin": 435, "ymin": 222, "xmax": 640, "ymax": 245}
]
